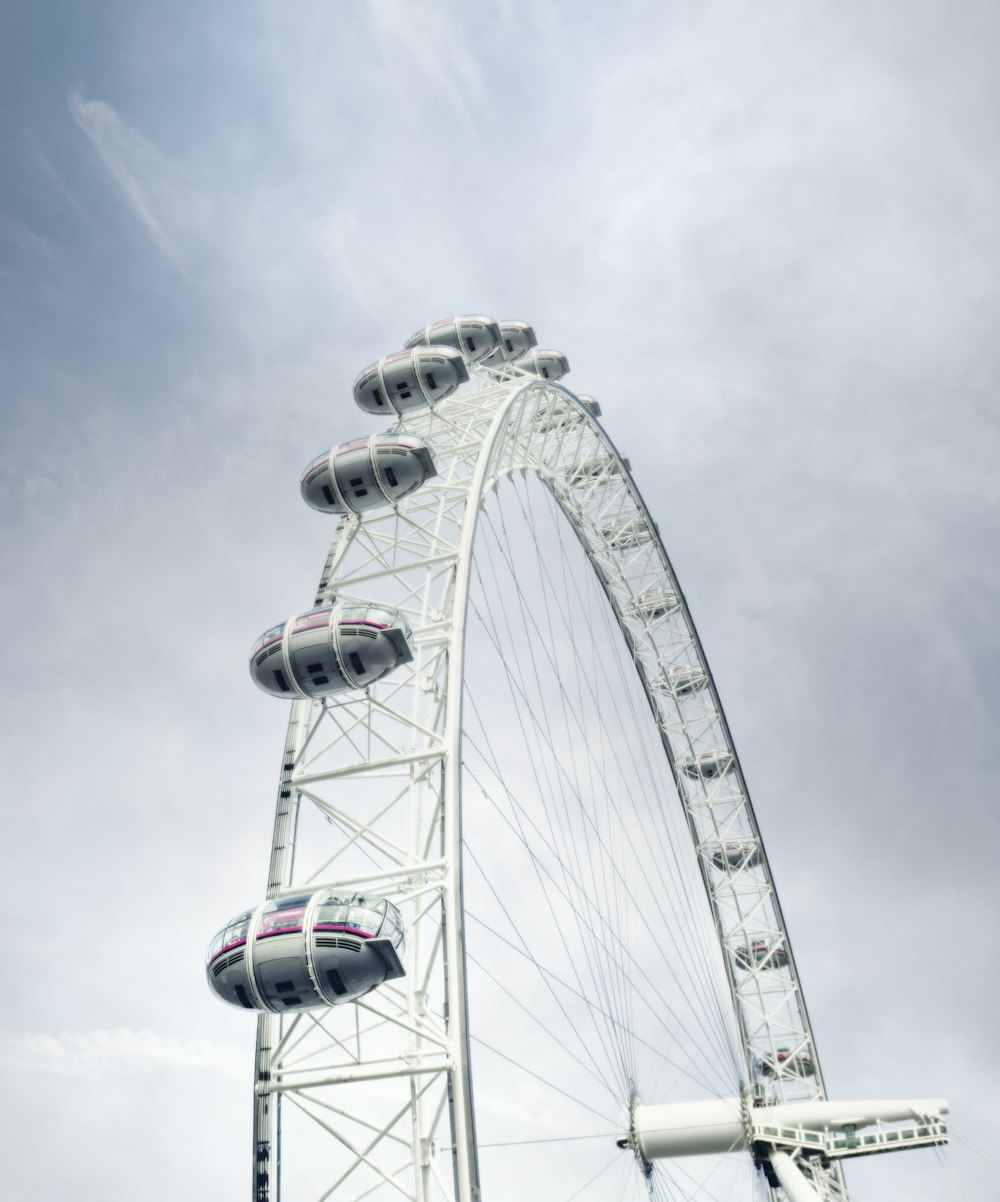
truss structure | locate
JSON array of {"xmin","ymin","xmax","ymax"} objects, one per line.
[{"xmin": 248, "ymin": 367, "xmax": 837, "ymax": 1202}]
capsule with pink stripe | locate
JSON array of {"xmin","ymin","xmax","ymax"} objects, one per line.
[
  {"xmin": 206, "ymin": 890, "xmax": 405, "ymax": 1012},
  {"xmin": 249, "ymin": 602, "xmax": 414, "ymax": 699}
]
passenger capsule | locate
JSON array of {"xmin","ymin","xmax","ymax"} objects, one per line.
[
  {"xmin": 404, "ymin": 315, "xmax": 502, "ymax": 365},
  {"xmin": 734, "ymin": 941, "xmax": 789, "ymax": 971},
  {"xmin": 481, "ymin": 320, "xmax": 538, "ymax": 366},
  {"xmin": 250, "ymin": 602, "xmax": 414, "ymax": 699},
  {"xmin": 759, "ymin": 1047, "xmax": 816, "ymax": 1079},
  {"xmin": 576, "ymin": 395, "xmax": 603, "ymax": 418},
  {"xmin": 513, "ymin": 348, "xmax": 570, "ymax": 381},
  {"xmin": 206, "ymin": 889, "xmax": 405, "ymax": 1012},
  {"xmin": 658, "ymin": 665, "xmax": 708, "ymax": 697},
  {"xmin": 567, "ymin": 453, "xmax": 631, "ymax": 485},
  {"xmin": 603, "ymin": 516, "xmax": 652, "ymax": 549},
  {"xmin": 632, "ymin": 588, "xmax": 680, "ymax": 620},
  {"xmin": 708, "ymin": 840, "xmax": 762, "ymax": 871},
  {"xmin": 353, "ymin": 347, "xmax": 468, "ymax": 415},
  {"xmin": 679, "ymin": 749, "xmax": 734, "ymax": 780},
  {"xmin": 301, "ymin": 434, "xmax": 437, "ymax": 514}
]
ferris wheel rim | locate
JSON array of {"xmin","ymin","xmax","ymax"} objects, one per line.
[{"xmin": 249, "ymin": 370, "xmax": 836, "ymax": 1202}]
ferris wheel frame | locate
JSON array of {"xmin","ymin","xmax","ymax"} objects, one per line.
[{"xmin": 246, "ymin": 364, "xmax": 838, "ymax": 1202}]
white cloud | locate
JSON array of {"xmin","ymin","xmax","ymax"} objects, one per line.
[
  {"xmin": 2, "ymin": 1028, "xmax": 245, "ymax": 1079},
  {"xmin": 68, "ymin": 90, "xmax": 202, "ymax": 272}
]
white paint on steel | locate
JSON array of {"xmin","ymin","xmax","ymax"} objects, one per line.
[
  {"xmin": 249, "ymin": 363, "xmax": 837, "ymax": 1201},
  {"xmin": 769, "ymin": 1151, "xmax": 825, "ymax": 1202}
]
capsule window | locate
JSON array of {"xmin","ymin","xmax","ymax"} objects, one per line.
[
  {"xmin": 505, "ymin": 339, "xmax": 513, "ymax": 352},
  {"xmin": 541, "ymin": 366, "xmax": 550, "ymax": 379},
  {"xmin": 370, "ymin": 389, "xmax": 385, "ymax": 407},
  {"xmin": 225, "ymin": 918, "xmax": 251, "ymax": 946},
  {"xmin": 315, "ymin": 898, "xmax": 350, "ymax": 926},
  {"xmin": 349, "ymin": 651, "xmax": 364, "ymax": 676},
  {"xmin": 326, "ymin": 969, "xmax": 347, "ymax": 996},
  {"xmin": 384, "ymin": 467, "xmax": 398, "ymax": 488},
  {"xmin": 321, "ymin": 485, "xmax": 335, "ymax": 506},
  {"xmin": 273, "ymin": 669, "xmax": 291, "ymax": 693},
  {"xmin": 426, "ymin": 372, "xmax": 437, "ymax": 390},
  {"xmin": 465, "ymin": 337, "xmax": 477, "ymax": 351},
  {"xmin": 349, "ymin": 904, "xmax": 379, "ymax": 935}
]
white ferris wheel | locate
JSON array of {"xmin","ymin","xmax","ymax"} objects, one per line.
[{"xmin": 206, "ymin": 316, "xmax": 948, "ymax": 1202}]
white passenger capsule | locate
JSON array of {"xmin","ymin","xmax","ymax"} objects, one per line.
[
  {"xmin": 301, "ymin": 434, "xmax": 437, "ymax": 514},
  {"xmin": 567, "ymin": 453, "xmax": 631, "ymax": 485},
  {"xmin": 250, "ymin": 602, "xmax": 414, "ymax": 699},
  {"xmin": 758, "ymin": 1047, "xmax": 816, "ymax": 1079},
  {"xmin": 481, "ymin": 320, "xmax": 538, "ymax": 366},
  {"xmin": 679, "ymin": 748, "xmax": 734, "ymax": 780},
  {"xmin": 658, "ymin": 665, "xmax": 708, "ymax": 697},
  {"xmin": 513, "ymin": 348, "xmax": 570, "ymax": 381},
  {"xmin": 353, "ymin": 347, "xmax": 468, "ymax": 415},
  {"xmin": 603, "ymin": 516, "xmax": 652, "ymax": 549},
  {"xmin": 575, "ymin": 395, "xmax": 603, "ymax": 417},
  {"xmin": 734, "ymin": 941, "xmax": 790, "ymax": 971},
  {"xmin": 206, "ymin": 889, "xmax": 405, "ymax": 1012},
  {"xmin": 707, "ymin": 840, "xmax": 762, "ymax": 871},
  {"xmin": 632, "ymin": 588, "xmax": 680, "ymax": 620},
  {"xmin": 404, "ymin": 315, "xmax": 502, "ymax": 365}
]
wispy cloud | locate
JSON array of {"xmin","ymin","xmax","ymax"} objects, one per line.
[
  {"xmin": 365, "ymin": 0, "xmax": 483, "ymax": 137},
  {"xmin": 68, "ymin": 90, "xmax": 200, "ymax": 272},
  {"xmin": 2, "ymin": 1028, "xmax": 245, "ymax": 1078}
]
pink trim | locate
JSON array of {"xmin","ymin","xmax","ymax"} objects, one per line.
[
  {"xmin": 208, "ymin": 937, "xmax": 248, "ymax": 965},
  {"xmin": 337, "ymin": 620, "xmax": 388, "ymax": 630},
  {"xmin": 256, "ymin": 925, "xmax": 303, "ymax": 940},
  {"xmin": 313, "ymin": 924, "xmax": 374, "ymax": 938}
]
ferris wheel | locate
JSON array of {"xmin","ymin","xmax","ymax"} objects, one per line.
[{"xmin": 206, "ymin": 316, "xmax": 948, "ymax": 1202}]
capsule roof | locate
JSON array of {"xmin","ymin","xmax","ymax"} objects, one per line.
[
  {"xmin": 404, "ymin": 315, "xmax": 502, "ymax": 365},
  {"xmin": 301, "ymin": 434, "xmax": 437, "ymax": 515},
  {"xmin": 353, "ymin": 346, "xmax": 468, "ymax": 415}
]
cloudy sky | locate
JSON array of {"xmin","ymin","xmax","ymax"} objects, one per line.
[{"xmin": 3, "ymin": 1, "xmax": 998, "ymax": 1198}]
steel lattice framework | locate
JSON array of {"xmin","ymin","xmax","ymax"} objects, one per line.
[{"xmin": 248, "ymin": 364, "xmax": 841, "ymax": 1202}]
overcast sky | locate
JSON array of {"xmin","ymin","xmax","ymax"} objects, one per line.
[{"xmin": 2, "ymin": 1, "xmax": 998, "ymax": 1198}]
